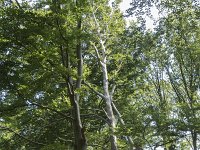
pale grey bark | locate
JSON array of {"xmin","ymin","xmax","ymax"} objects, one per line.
[
  {"xmin": 110, "ymin": 85, "xmax": 134, "ymax": 150},
  {"xmin": 91, "ymin": 8, "xmax": 118, "ymax": 150}
]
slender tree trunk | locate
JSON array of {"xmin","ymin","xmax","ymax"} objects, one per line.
[
  {"xmin": 66, "ymin": 70, "xmax": 86, "ymax": 150},
  {"xmin": 73, "ymin": 17, "xmax": 87, "ymax": 150},
  {"xmin": 192, "ymin": 130, "xmax": 197, "ymax": 150},
  {"xmin": 63, "ymin": 16, "xmax": 86, "ymax": 150},
  {"xmin": 65, "ymin": 45, "xmax": 86, "ymax": 150},
  {"xmin": 111, "ymin": 102, "xmax": 134, "ymax": 150},
  {"xmin": 102, "ymin": 61, "xmax": 118, "ymax": 150},
  {"xmin": 69, "ymin": 92, "xmax": 86, "ymax": 150},
  {"xmin": 92, "ymin": 7, "xmax": 118, "ymax": 149},
  {"xmin": 56, "ymin": 0, "xmax": 86, "ymax": 148}
]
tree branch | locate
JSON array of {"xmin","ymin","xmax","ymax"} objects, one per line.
[
  {"xmin": 110, "ymin": 85, "xmax": 116, "ymax": 97},
  {"xmin": 0, "ymin": 125, "xmax": 46, "ymax": 146},
  {"xmin": 81, "ymin": 113, "xmax": 109, "ymax": 125},
  {"xmin": 30, "ymin": 102, "xmax": 73, "ymax": 120},
  {"xmin": 111, "ymin": 101, "xmax": 134, "ymax": 146},
  {"xmin": 91, "ymin": 42, "xmax": 103, "ymax": 66},
  {"xmin": 83, "ymin": 81, "xmax": 106, "ymax": 99}
]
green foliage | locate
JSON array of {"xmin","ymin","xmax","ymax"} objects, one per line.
[
  {"xmin": 41, "ymin": 143, "xmax": 67, "ymax": 150},
  {"xmin": 0, "ymin": 0, "xmax": 199, "ymax": 149}
]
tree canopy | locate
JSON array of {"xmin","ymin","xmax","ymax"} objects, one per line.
[{"xmin": 0, "ymin": 0, "xmax": 199, "ymax": 149}]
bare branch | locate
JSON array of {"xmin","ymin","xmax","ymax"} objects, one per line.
[
  {"xmin": 58, "ymin": 137, "xmax": 73, "ymax": 143},
  {"xmin": 83, "ymin": 81, "xmax": 106, "ymax": 99},
  {"xmin": 15, "ymin": 0, "xmax": 21, "ymax": 8},
  {"xmin": 110, "ymin": 85, "xmax": 116, "ymax": 97},
  {"xmin": 91, "ymin": 42, "xmax": 103, "ymax": 66},
  {"xmin": 91, "ymin": 8, "xmax": 107, "ymax": 56},
  {"xmin": 92, "ymin": 11, "xmax": 100, "ymax": 35},
  {"xmin": 102, "ymin": 108, "xmax": 110, "ymax": 122}
]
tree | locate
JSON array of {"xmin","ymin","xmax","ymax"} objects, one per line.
[
  {"xmin": 0, "ymin": 0, "xmax": 199, "ymax": 149},
  {"xmin": 0, "ymin": 0, "xmax": 88, "ymax": 149},
  {"xmin": 127, "ymin": 0, "xmax": 200, "ymax": 149}
]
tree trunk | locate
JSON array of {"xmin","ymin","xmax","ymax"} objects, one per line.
[
  {"xmin": 67, "ymin": 91, "xmax": 86, "ymax": 150},
  {"xmin": 92, "ymin": 8, "xmax": 118, "ymax": 149},
  {"xmin": 102, "ymin": 62, "xmax": 118, "ymax": 150},
  {"xmin": 73, "ymin": 16, "xmax": 87, "ymax": 150},
  {"xmin": 57, "ymin": 0, "xmax": 86, "ymax": 148},
  {"xmin": 64, "ymin": 16, "xmax": 86, "ymax": 150},
  {"xmin": 192, "ymin": 130, "xmax": 197, "ymax": 150},
  {"xmin": 111, "ymin": 102, "xmax": 134, "ymax": 150}
]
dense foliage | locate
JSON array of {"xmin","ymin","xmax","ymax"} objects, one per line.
[{"xmin": 0, "ymin": 0, "xmax": 199, "ymax": 149}]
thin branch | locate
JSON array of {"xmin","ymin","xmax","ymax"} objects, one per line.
[
  {"xmin": 91, "ymin": 42, "xmax": 103, "ymax": 66},
  {"xmin": 10, "ymin": 0, "xmax": 21, "ymax": 9},
  {"xmin": 185, "ymin": 135, "xmax": 194, "ymax": 149},
  {"xmin": 81, "ymin": 108, "xmax": 104, "ymax": 113},
  {"xmin": 153, "ymin": 137, "xmax": 179, "ymax": 149},
  {"xmin": 166, "ymin": 66, "xmax": 185, "ymax": 103},
  {"xmin": 30, "ymin": 102, "xmax": 73, "ymax": 120},
  {"xmin": 75, "ymin": 16, "xmax": 83, "ymax": 90},
  {"xmin": 81, "ymin": 113, "xmax": 109, "ymax": 125},
  {"xmin": 0, "ymin": 125, "xmax": 46, "ymax": 146},
  {"xmin": 179, "ymin": 55, "xmax": 191, "ymax": 101},
  {"xmin": 15, "ymin": 0, "xmax": 21, "ymax": 8},
  {"xmin": 83, "ymin": 81, "xmax": 106, "ymax": 99},
  {"xmin": 110, "ymin": 85, "xmax": 116, "ymax": 97},
  {"xmin": 111, "ymin": 101, "xmax": 134, "ymax": 146},
  {"xmin": 56, "ymin": 18, "xmax": 68, "ymax": 42},
  {"xmin": 92, "ymin": 10, "xmax": 100, "ymax": 35},
  {"xmin": 91, "ymin": 8, "xmax": 107, "ymax": 56},
  {"xmin": 58, "ymin": 137, "xmax": 73, "ymax": 143},
  {"xmin": 102, "ymin": 108, "xmax": 110, "ymax": 121}
]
